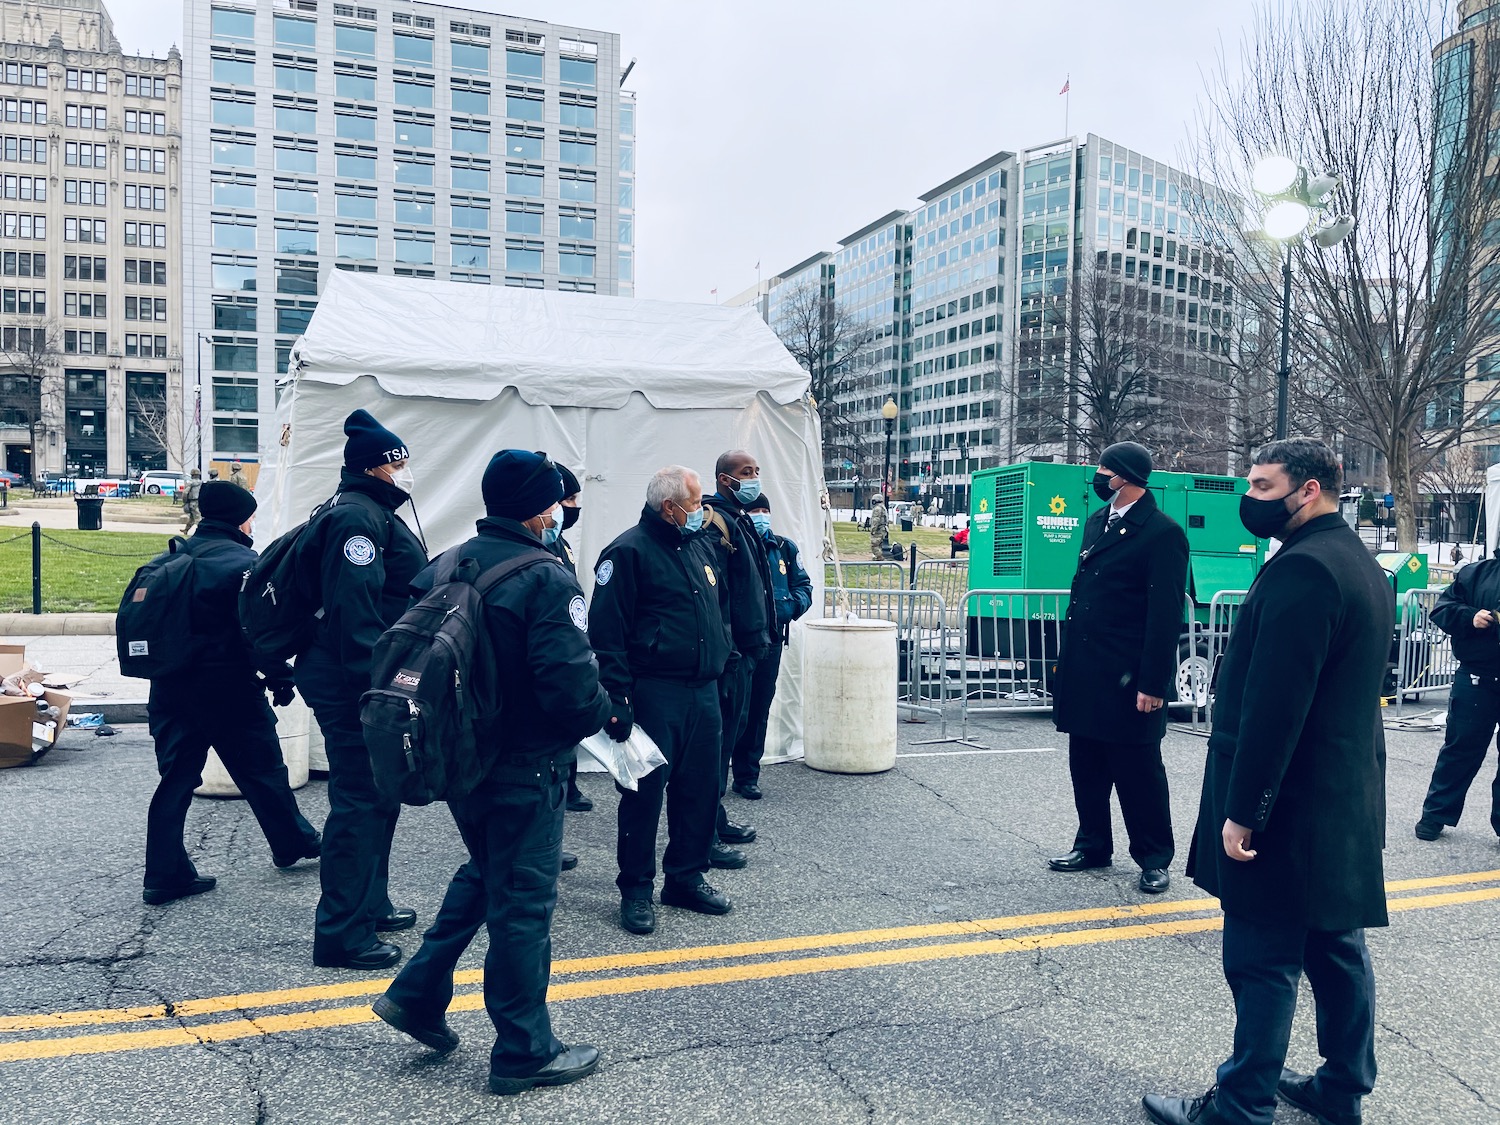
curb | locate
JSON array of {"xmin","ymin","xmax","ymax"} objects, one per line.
[
  {"xmin": 0, "ymin": 613, "xmax": 115, "ymax": 636},
  {"xmin": 73, "ymin": 700, "xmax": 149, "ymax": 725}
]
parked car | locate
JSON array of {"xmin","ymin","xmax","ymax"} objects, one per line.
[
  {"xmin": 137, "ymin": 470, "xmax": 184, "ymax": 497},
  {"xmin": 0, "ymin": 469, "xmax": 22, "ymax": 489}
]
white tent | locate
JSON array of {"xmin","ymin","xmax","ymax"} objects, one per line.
[
  {"xmin": 1486, "ymin": 463, "xmax": 1500, "ymax": 557},
  {"xmin": 260, "ymin": 272, "xmax": 825, "ymax": 760}
]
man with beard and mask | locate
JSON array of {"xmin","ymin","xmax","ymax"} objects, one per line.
[
  {"xmin": 1145, "ymin": 438, "xmax": 1392, "ymax": 1125},
  {"xmin": 1049, "ymin": 440, "xmax": 1188, "ymax": 896},
  {"xmin": 298, "ymin": 409, "xmax": 429, "ymax": 970},
  {"xmin": 142, "ymin": 481, "xmax": 322, "ymax": 905},
  {"xmin": 551, "ymin": 465, "xmax": 593, "ymax": 817},
  {"xmin": 590, "ymin": 465, "xmax": 734, "ymax": 935},
  {"xmin": 701, "ymin": 450, "xmax": 775, "ymax": 868}
]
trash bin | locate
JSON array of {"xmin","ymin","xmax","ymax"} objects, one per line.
[
  {"xmin": 74, "ymin": 495, "xmax": 104, "ymax": 530},
  {"xmin": 803, "ymin": 618, "xmax": 898, "ymax": 773},
  {"xmin": 900, "ymin": 517, "xmax": 914, "ymax": 532}
]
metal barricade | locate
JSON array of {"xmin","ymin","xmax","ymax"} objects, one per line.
[
  {"xmin": 1395, "ymin": 588, "xmax": 1456, "ymax": 710},
  {"xmin": 957, "ymin": 590, "xmax": 1070, "ymax": 742},
  {"xmin": 823, "ymin": 561, "xmax": 907, "ymax": 593},
  {"xmin": 911, "ymin": 557, "xmax": 969, "ymax": 612},
  {"xmin": 1199, "ymin": 590, "xmax": 1249, "ymax": 729},
  {"xmin": 822, "ymin": 587, "xmax": 954, "ymax": 734}
]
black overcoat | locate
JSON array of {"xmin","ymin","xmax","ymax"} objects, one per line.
[
  {"xmin": 1187, "ymin": 513, "xmax": 1393, "ymax": 931},
  {"xmin": 1052, "ymin": 490, "xmax": 1189, "ymax": 742}
]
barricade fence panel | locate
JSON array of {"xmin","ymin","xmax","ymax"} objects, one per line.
[
  {"xmin": 823, "ymin": 561, "xmax": 907, "ymax": 594},
  {"xmin": 958, "ymin": 590, "xmax": 1072, "ymax": 736},
  {"xmin": 1201, "ymin": 591, "xmax": 1248, "ymax": 729},
  {"xmin": 822, "ymin": 587, "xmax": 953, "ymax": 733},
  {"xmin": 1396, "ymin": 588, "xmax": 1456, "ymax": 709}
]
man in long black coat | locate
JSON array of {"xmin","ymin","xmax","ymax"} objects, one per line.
[
  {"xmin": 1050, "ymin": 441, "xmax": 1188, "ymax": 894},
  {"xmin": 1144, "ymin": 438, "xmax": 1393, "ymax": 1125}
]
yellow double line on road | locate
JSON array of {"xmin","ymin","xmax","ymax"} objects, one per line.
[{"xmin": 3, "ymin": 869, "xmax": 1497, "ymax": 1064}]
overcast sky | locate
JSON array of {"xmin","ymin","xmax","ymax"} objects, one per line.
[{"xmin": 112, "ymin": 0, "xmax": 1263, "ymax": 303}]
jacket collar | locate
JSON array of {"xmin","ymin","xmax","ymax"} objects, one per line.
[
  {"xmin": 475, "ymin": 515, "xmax": 543, "ymax": 545},
  {"xmin": 192, "ymin": 519, "xmax": 252, "ymax": 547},
  {"xmin": 709, "ymin": 489, "xmax": 746, "ymax": 513},
  {"xmin": 640, "ymin": 503, "xmax": 688, "ymax": 545},
  {"xmin": 1082, "ymin": 488, "xmax": 1157, "ymax": 563},
  {"xmin": 337, "ymin": 466, "xmax": 408, "ymax": 511},
  {"xmin": 1273, "ymin": 509, "xmax": 1345, "ymax": 551}
]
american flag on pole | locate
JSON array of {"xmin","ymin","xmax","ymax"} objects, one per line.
[{"xmin": 1059, "ymin": 77, "xmax": 1070, "ymax": 95}]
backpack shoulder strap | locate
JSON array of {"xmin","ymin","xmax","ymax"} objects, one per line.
[
  {"xmin": 703, "ymin": 508, "xmax": 736, "ymax": 553},
  {"xmin": 472, "ymin": 548, "xmax": 560, "ymax": 596}
]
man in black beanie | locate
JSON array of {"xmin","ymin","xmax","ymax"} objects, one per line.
[
  {"xmin": 297, "ymin": 408, "xmax": 428, "ymax": 970},
  {"xmin": 142, "ymin": 481, "xmax": 321, "ymax": 905},
  {"xmin": 375, "ymin": 449, "xmax": 609, "ymax": 1096},
  {"xmin": 1049, "ymin": 441, "xmax": 1189, "ymax": 895}
]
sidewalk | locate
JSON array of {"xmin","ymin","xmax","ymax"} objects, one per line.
[
  {"xmin": 2, "ymin": 631, "xmax": 145, "ymax": 722},
  {"xmin": 0, "ymin": 497, "xmax": 185, "ymax": 535}
]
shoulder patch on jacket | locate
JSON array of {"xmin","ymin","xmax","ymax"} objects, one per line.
[
  {"xmin": 568, "ymin": 595, "xmax": 588, "ymax": 630},
  {"xmin": 343, "ymin": 535, "xmax": 376, "ymax": 565},
  {"xmin": 596, "ymin": 559, "xmax": 614, "ymax": 586}
]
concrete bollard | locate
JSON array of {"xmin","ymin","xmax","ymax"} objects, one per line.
[{"xmin": 802, "ymin": 618, "xmax": 898, "ymax": 774}]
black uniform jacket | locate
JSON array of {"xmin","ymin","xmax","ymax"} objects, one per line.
[
  {"xmin": 411, "ymin": 517, "xmax": 609, "ymax": 766},
  {"xmin": 704, "ymin": 490, "xmax": 775, "ymax": 659},
  {"xmin": 1052, "ymin": 489, "xmax": 1189, "ymax": 742},
  {"xmin": 304, "ymin": 469, "xmax": 428, "ymax": 685},
  {"xmin": 1431, "ymin": 556, "xmax": 1500, "ymax": 674},
  {"xmin": 588, "ymin": 505, "xmax": 733, "ymax": 699},
  {"xmin": 550, "ymin": 533, "xmax": 578, "ymax": 578},
  {"xmin": 1188, "ymin": 513, "xmax": 1394, "ymax": 931},
  {"xmin": 152, "ymin": 519, "xmax": 289, "ymax": 706}
]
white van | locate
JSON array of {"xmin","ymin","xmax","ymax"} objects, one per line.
[{"xmin": 137, "ymin": 470, "xmax": 184, "ymax": 497}]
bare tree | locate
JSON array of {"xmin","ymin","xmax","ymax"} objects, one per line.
[
  {"xmin": 772, "ymin": 281, "xmax": 874, "ymax": 467},
  {"xmin": 0, "ymin": 320, "xmax": 60, "ymax": 481},
  {"xmin": 127, "ymin": 390, "xmax": 189, "ymax": 474},
  {"xmin": 1194, "ymin": 0, "xmax": 1500, "ymax": 549}
]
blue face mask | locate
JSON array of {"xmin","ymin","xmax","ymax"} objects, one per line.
[
  {"xmin": 681, "ymin": 506, "xmax": 705, "ymax": 535},
  {"xmin": 749, "ymin": 512, "xmax": 773, "ymax": 537},
  {"xmin": 728, "ymin": 477, "xmax": 762, "ymax": 505},
  {"xmin": 540, "ymin": 507, "xmax": 563, "ymax": 546}
]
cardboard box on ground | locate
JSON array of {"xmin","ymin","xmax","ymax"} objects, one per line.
[{"xmin": 0, "ymin": 645, "xmax": 73, "ymax": 769}]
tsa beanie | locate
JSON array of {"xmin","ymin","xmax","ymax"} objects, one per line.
[
  {"xmin": 199, "ymin": 480, "xmax": 257, "ymax": 525},
  {"xmin": 482, "ymin": 450, "xmax": 564, "ymax": 520},
  {"xmin": 558, "ymin": 464, "xmax": 582, "ymax": 498},
  {"xmin": 1099, "ymin": 441, "xmax": 1154, "ymax": 487},
  {"xmin": 342, "ymin": 409, "xmax": 409, "ymax": 470}
]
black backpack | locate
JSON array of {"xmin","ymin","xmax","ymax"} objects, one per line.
[
  {"xmin": 239, "ymin": 491, "xmax": 385, "ymax": 663},
  {"xmin": 116, "ymin": 537, "xmax": 198, "ymax": 679},
  {"xmin": 360, "ymin": 545, "xmax": 558, "ymax": 806}
]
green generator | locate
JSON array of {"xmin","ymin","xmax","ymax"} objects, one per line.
[{"xmin": 965, "ymin": 461, "xmax": 1266, "ymax": 702}]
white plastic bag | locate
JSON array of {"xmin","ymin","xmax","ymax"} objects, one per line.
[{"xmin": 576, "ymin": 726, "xmax": 667, "ymax": 791}]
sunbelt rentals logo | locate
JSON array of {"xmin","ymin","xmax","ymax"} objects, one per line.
[{"xmin": 1037, "ymin": 495, "xmax": 1079, "ymax": 531}]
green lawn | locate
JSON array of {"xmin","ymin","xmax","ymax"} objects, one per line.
[
  {"xmin": 828, "ymin": 518, "xmax": 958, "ymax": 560},
  {"xmin": 0, "ymin": 527, "xmax": 175, "ymax": 614}
]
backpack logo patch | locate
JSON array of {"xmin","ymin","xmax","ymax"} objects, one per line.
[
  {"xmin": 393, "ymin": 669, "xmax": 421, "ymax": 689},
  {"xmin": 128, "ymin": 641, "xmax": 149, "ymax": 656},
  {"xmin": 344, "ymin": 535, "xmax": 376, "ymax": 565},
  {"xmin": 568, "ymin": 595, "xmax": 588, "ymax": 630},
  {"xmin": 596, "ymin": 559, "xmax": 614, "ymax": 586}
]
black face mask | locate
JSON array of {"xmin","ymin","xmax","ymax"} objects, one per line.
[
  {"xmin": 1092, "ymin": 472, "xmax": 1117, "ymax": 503},
  {"xmin": 561, "ymin": 505, "xmax": 580, "ymax": 531},
  {"xmin": 1239, "ymin": 488, "xmax": 1305, "ymax": 540}
]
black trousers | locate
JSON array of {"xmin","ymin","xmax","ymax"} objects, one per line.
[
  {"xmin": 714, "ymin": 654, "xmax": 756, "ymax": 837},
  {"xmin": 616, "ymin": 678, "xmax": 721, "ymax": 898},
  {"xmin": 387, "ymin": 759, "xmax": 567, "ymax": 1076},
  {"xmin": 1420, "ymin": 669, "xmax": 1500, "ymax": 835},
  {"xmin": 296, "ymin": 648, "xmax": 401, "ymax": 960},
  {"xmin": 145, "ymin": 681, "xmax": 318, "ymax": 890},
  {"xmin": 1214, "ymin": 912, "xmax": 1377, "ymax": 1125},
  {"xmin": 1067, "ymin": 734, "xmax": 1174, "ymax": 870},
  {"xmin": 732, "ymin": 644, "xmax": 783, "ymax": 787}
]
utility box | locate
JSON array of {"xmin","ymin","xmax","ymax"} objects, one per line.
[{"xmin": 1376, "ymin": 552, "xmax": 1428, "ymax": 604}]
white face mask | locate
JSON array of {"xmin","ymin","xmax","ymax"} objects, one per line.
[{"xmin": 387, "ymin": 465, "xmax": 415, "ymax": 494}]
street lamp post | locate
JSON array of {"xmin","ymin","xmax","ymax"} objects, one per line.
[
  {"xmin": 881, "ymin": 397, "xmax": 898, "ymax": 500},
  {"xmin": 955, "ymin": 439, "xmax": 969, "ymax": 522},
  {"xmin": 1251, "ymin": 156, "xmax": 1354, "ymax": 439}
]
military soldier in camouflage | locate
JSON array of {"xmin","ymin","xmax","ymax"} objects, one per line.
[
  {"xmin": 181, "ymin": 469, "xmax": 203, "ymax": 532},
  {"xmin": 869, "ymin": 496, "xmax": 889, "ymax": 560}
]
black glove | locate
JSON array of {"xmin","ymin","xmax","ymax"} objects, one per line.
[
  {"xmin": 606, "ymin": 696, "xmax": 633, "ymax": 742},
  {"xmin": 259, "ymin": 673, "xmax": 296, "ymax": 708}
]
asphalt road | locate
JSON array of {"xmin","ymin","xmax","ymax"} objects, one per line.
[{"xmin": 1, "ymin": 708, "xmax": 1497, "ymax": 1124}]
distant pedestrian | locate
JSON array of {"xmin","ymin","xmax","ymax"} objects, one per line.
[
  {"xmin": 143, "ymin": 481, "xmax": 320, "ymax": 906},
  {"xmin": 1145, "ymin": 438, "xmax": 1393, "ymax": 1125},
  {"xmin": 180, "ymin": 469, "xmax": 203, "ymax": 532},
  {"xmin": 869, "ymin": 496, "xmax": 889, "ymax": 560}
]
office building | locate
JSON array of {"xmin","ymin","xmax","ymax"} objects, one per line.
[
  {"xmin": 181, "ymin": 0, "xmax": 631, "ymax": 472},
  {"xmin": 0, "ymin": 0, "xmax": 182, "ymax": 480}
]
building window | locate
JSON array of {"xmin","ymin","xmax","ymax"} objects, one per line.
[
  {"xmin": 334, "ymin": 151, "xmax": 375, "ymax": 179},
  {"xmin": 212, "ymin": 262, "xmax": 257, "ymax": 291},
  {"xmin": 211, "ymin": 57, "xmax": 255, "ymax": 86},
  {"xmin": 213, "ymin": 376, "xmax": 259, "ymax": 412},
  {"xmin": 335, "ymin": 190, "xmax": 376, "ymax": 219},
  {"xmin": 504, "ymin": 93, "xmax": 542, "ymax": 121},
  {"xmin": 451, "ymin": 161, "xmax": 489, "ymax": 191},
  {"xmin": 505, "ymin": 50, "xmax": 543, "ymax": 80},
  {"xmin": 558, "ymin": 209, "xmax": 595, "ymax": 240},
  {"xmin": 505, "ymin": 206, "xmax": 542, "ymax": 235},
  {"xmin": 558, "ymin": 138, "xmax": 595, "ymax": 165},
  {"xmin": 124, "ymin": 75, "xmax": 167, "ymax": 99},
  {"xmin": 451, "ymin": 203, "xmax": 489, "ymax": 230},
  {"xmin": 503, "ymin": 129, "xmax": 541, "ymax": 159},
  {"xmin": 452, "ymin": 126, "xmax": 489, "ymax": 153},
  {"xmin": 334, "ymin": 25, "xmax": 375, "ymax": 58},
  {"xmin": 559, "ymin": 58, "xmax": 596, "ymax": 89},
  {"xmin": 63, "ymin": 330, "xmax": 108, "ymax": 355},
  {"xmin": 211, "ymin": 7, "xmax": 256, "ymax": 41},
  {"xmin": 505, "ymin": 169, "xmax": 542, "ymax": 197},
  {"xmin": 393, "ymin": 194, "xmax": 434, "ymax": 224},
  {"xmin": 212, "ymin": 97, "xmax": 255, "ymax": 127},
  {"xmin": 274, "ymin": 225, "xmax": 318, "ymax": 255},
  {"xmin": 559, "ymin": 174, "xmax": 595, "ymax": 202},
  {"xmin": 559, "ymin": 97, "xmax": 596, "ymax": 128},
  {"xmin": 274, "ymin": 186, "xmax": 317, "ymax": 214},
  {"xmin": 214, "ymin": 340, "xmax": 258, "ymax": 371},
  {"xmin": 275, "ymin": 301, "xmax": 316, "ymax": 334},
  {"xmin": 559, "ymin": 249, "xmax": 595, "ymax": 278},
  {"xmin": 334, "ymin": 70, "xmax": 375, "ymax": 100},
  {"xmin": 1, "ymin": 251, "xmax": 45, "ymax": 277},
  {"xmin": 212, "ymin": 139, "xmax": 255, "ymax": 167},
  {"xmin": 336, "ymin": 232, "xmax": 376, "ymax": 260},
  {"xmin": 274, "ymin": 105, "xmax": 316, "ymax": 133},
  {"xmin": 393, "ymin": 117, "xmax": 434, "ymax": 146},
  {"xmin": 452, "ymin": 84, "xmax": 490, "ymax": 115},
  {"xmin": 276, "ymin": 265, "xmax": 317, "ymax": 295},
  {"xmin": 274, "ymin": 16, "xmax": 316, "ymax": 48},
  {"xmin": 450, "ymin": 238, "xmax": 489, "ymax": 269},
  {"xmin": 394, "ymin": 236, "xmax": 434, "ymax": 265},
  {"xmin": 213, "ymin": 418, "xmax": 259, "ymax": 453},
  {"xmin": 394, "ymin": 80, "xmax": 433, "ymax": 109},
  {"xmin": 393, "ymin": 32, "xmax": 433, "ymax": 65},
  {"xmin": 335, "ymin": 112, "xmax": 375, "ymax": 141},
  {"xmin": 505, "ymin": 243, "xmax": 542, "ymax": 272},
  {"xmin": 275, "ymin": 145, "xmax": 317, "ymax": 174}
]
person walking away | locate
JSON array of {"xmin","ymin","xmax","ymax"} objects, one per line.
[
  {"xmin": 298, "ymin": 409, "xmax": 428, "ymax": 970},
  {"xmin": 143, "ymin": 481, "xmax": 321, "ymax": 904},
  {"xmin": 1144, "ymin": 438, "xmax": 1393, "ymax": 1125},
  {"xmin": 590, "ymin": 466, "xmax": 734, "ymax": 935},
  {"xmin": 1048, "ymin": 441, "xmax": 1188, "ymax": 895},
  {"xmin": 1414, "ymin": 545, "xmax": 1500, "ymax": 843},
  {"xmin": 731, "ymin": 493, "xmax": 812, "ymax": 800},
  {"xmin": 180, "ymin": 469, "xmax": 203, "ymax": 533},
  {"xmin": 703, "ymin": 450, "xmax": 776, "ymax": 867},
  {"xmin": 228, "ymin": 460, "xmax": 251, "ymax": 491},
  {"xmin": 374, "ymin": 450, "xmax": 610, "ymax": 1096},
  {"xmin": 869, "ymin": 496, "xmax": 889, "ymax": 560}
]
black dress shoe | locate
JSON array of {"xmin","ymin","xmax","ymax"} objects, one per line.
[
  {"xmin": 489, "ymin": 1043, "xmax": 601, "ymax": 1096},
  {"xmin": 1139, "ymin": 868, "xmax": 1170, "ymax": 894},
  {"xmin": 372, "ymin": 995, "xmax": 459, "ymax": 1055},
  {"xmin": 1142, "ymin": 1086, "xmax": 1227, "ymax": 1124},
  {"xmin": 709, "ymin": 842, "xmax": 747, "ymax": 869},
  {"xmin": 561, "ymin": 851, "xmax": 579, "ymax": 872},
  {"xmin": 273, "ymin": 832, "xmax": 322, "ymax": 869},
  {"xmin": 314, "ymin": 941, "xmax": 402, "ymax": 971},
  {"xmin": 1278, "ymin": 1068, "xmax": 1362, "ymax": 1125},
  {"xmin": 732, "ymin": 782, "xmax": 763, "ymax": 800},
  {"xmin": 718, "ymin": 820, "xmax": 757, "ymax": 844},
  {"xmin": 1414, "ymin": 819, "xmax": 1444, "ymax": 841},
  {"xmin": 660, "ymin": 880, "xmax": 731, "ymax": 915},
  {"xmin": 376, "ymin": 908, "xmax": 417, "ymax": 932},
  {"xmin": 142, "ymin": 875, "xmax": 217, "ymax": 906},
  {"xmin": 619, "ymin": 898, "xmax": 656, "ymax": 935},
  {"xmin": 566, "ymin": 792, "xmax": 595, "ymax": 812},
  {"xmin": 1047, "ymin": 849, "xmax": 1111, "ymax": 872}
]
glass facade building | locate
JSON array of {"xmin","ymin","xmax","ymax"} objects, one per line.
[{"xmin": 182, "ymin": 0, "xmax": 630, "ymax": 467}]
